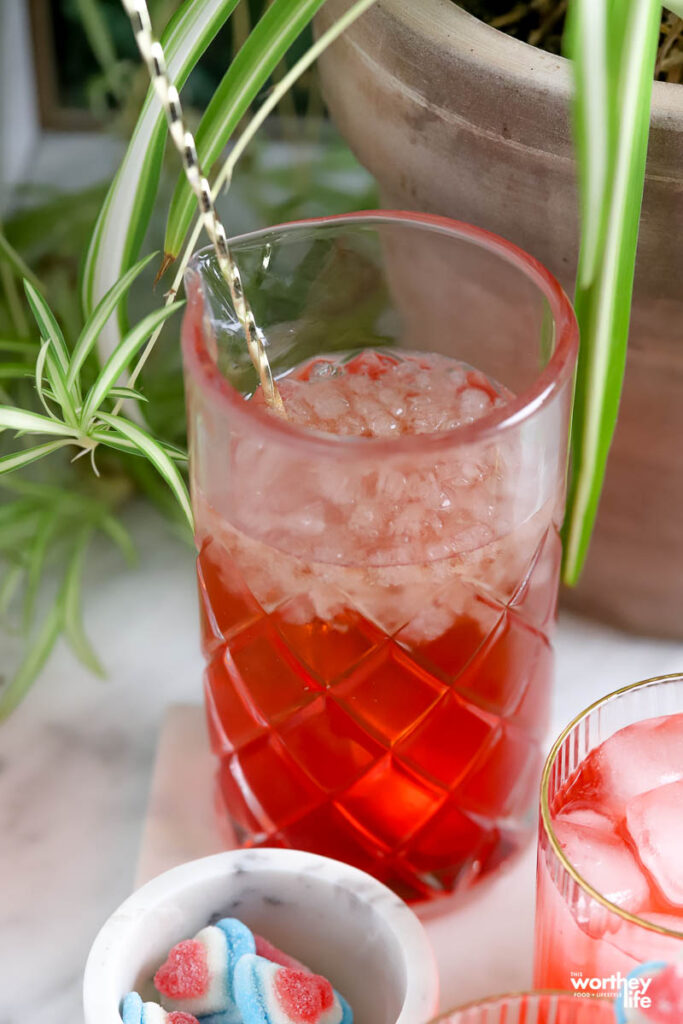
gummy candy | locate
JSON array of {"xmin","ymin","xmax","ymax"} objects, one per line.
[
  {"xmin": 233, "ymin": 954, "xmax": 352, "ymax": 1024},
  {"xmin": 154, "ymin": 920, "xmax": 254, "ymax": 1020}
]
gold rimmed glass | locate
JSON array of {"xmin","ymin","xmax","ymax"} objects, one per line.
[
  {"xmin": 535, "ymin": 673, "xmax": 683, "ymax": 989},
  {"xmin": 430, "ymin": 990, "xmax": 613, "ymax": 1022}
]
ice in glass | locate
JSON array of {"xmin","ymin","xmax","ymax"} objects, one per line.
[{"xmin": 183, "ymin": 213, "xmax": 577, "ymax": 901}]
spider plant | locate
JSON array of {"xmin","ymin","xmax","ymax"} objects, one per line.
[
  {"xmin": 0, "ymin": 0, "xmax": 378, "ymax": 716},
  {"xmin": 561, "ymin": 0, "xmax": 683, "ymax": 582},
  {"xmin": 1, "ymin": 0, "xmax": 681, "ymax": 716},
  {"xmin": 0, "ymin": 241, "xmax": 192, "ymax": 714}
]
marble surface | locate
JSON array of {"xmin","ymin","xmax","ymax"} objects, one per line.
[{"xmin": 2, "ymin": 505, "xmax": 683, "ymax": 1024}]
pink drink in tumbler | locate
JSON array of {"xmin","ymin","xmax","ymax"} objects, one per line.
[{"xmin": 536, "ymin": 675, "xmax": 683, "ymax": 1007}]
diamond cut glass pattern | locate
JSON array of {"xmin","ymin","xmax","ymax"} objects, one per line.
[{"xmin": 201, "ymin": 533, "xmax": 561, "ymax": 901}]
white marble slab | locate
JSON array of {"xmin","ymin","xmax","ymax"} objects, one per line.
[
  {"xmin": 2, "ymin": 506, "xmax": 683, "ymax": 1024},
  {"xmin": 135, "ymin": 705, "xmax": 227, "ymax": 885}
]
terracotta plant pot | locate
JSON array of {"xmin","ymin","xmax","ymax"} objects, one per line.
[{"xmin": 316, "ymin": 0, "xmax": 683, "ymax": 637}]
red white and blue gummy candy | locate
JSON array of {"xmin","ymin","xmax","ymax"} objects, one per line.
[
  {"xmin": 154, "ymin": 919, "xmax": 255, "ymax": 1020},
  {"xmin": 121, "ymin": 991, "xmax": 199, "ymax": 1024},
  {"xmin": 233, "ymin": 955, "xmax": 352, "ymax": 1024},
  {"xmin": 143, "ymin": 916, "xmax": 352, "ymax": 1024}
]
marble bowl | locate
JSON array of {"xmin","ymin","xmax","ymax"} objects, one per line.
[{"xmin": 83, "ymin": 848, "xmax": 439, "ymax": 1024}]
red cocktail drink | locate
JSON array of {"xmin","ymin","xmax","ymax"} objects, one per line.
[{"xmin": 183, "ymin": 213, "xmax": 577, "ymax": 901}]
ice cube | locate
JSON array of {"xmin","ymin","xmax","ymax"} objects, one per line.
[
  {"xmin": 276, "ymin": 349, "xmax": 510, "ymax": 438},
  {"xmin": 626, "ymin": 778, "xmax": 683, "ymax": 909},
  {"xmin": 553, "ymin": 808, "xmax": 649, "ymax": 914},
  {"xmin": 309, "ymin": 359, "xmax": 339, "ymax": 380},
  {"xmin": 238, "ymin": 349, "xmax": 524, "ymax": 623},
  {"xmin": 307, "ymin": 387, "xmax": 351, "ymax": 424},
  {"xmin": 458, "ymin": 386, "xmax": 493, "ymax": 422},
  {"xmin": 607, "ymin": 911, "xmax": 683, "ymax": 966},
  {"xmin": 557, "ymin": 805, "xmax": 616, "ymax": 831},
  {"xmin": 595, "ymin": 713, "xmax": 683, "ymax": 807}
]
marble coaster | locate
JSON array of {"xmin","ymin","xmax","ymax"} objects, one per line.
[{"xmin": 137, "ymin": 704, "xmax": 537, "ymax": 1012}]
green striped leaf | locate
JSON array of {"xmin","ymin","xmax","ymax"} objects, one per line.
[
  {"xmin": 562, "ymin": 0, "xmax": 661, "ymax": 584},
  {"xmin": 34, "ymin": 340, "xmax": 57, "ymax": 420},
  {"xmin": 164, "ymin": 0, "xmax": 330, "ymax": 261},
  {"xmin": 108, "ymin": 386, "xmax": 149, "ymax": 403},
  {"xmin": 564, "ymin": 0, "xmax": 609, "ymax": 287},
  {"xmin": 90, "ymin": 427, "xmax": 187, "ymax": 462},
  {"xmin": 81, "ymin": 0, "xmax": 240, "ymax": 354},
  {"xmin": 155, "ymin": 439, "xmax": 189, "ymax": 463},
  {"xmin": 0, "ymin": 408, "xmax": 75, "ymax": 437},
  {"xmin": 68, "ymin": 252, "xmax": 157, "ymax": 388},
  {"xmin": 204, "ymin": 0, "xmax": 381, "ymax": 214},
  {"xmin": 0, "ymin": 231, "xmax": 42, "ymax": 290},
  {"xmin": 0, "ymin": 440, "xmax": 71, "ymax": 475},
  {"xmin": 88, "ymin": 428, "xmax": 140, "ymax": 456},
  {"xmin": 44, "ymin": 349, "xmax": 78, "ymax": 425},
  {"xmin": 23, "ymin": 280, "xmax": 70, "ymax": 373},
  {"xmin": 96, "ymin": 412, "xmax": 193, "ymax": 528},
  {"xmin": 79, "ymin": 302, "xmax": 183, "ymax": 427}
]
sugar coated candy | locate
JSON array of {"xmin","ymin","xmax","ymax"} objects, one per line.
[
  {"xmin": 234, "ymin": 954, "xmax": 352, "ymax": 1024},
  {"xmin": 154, "ymin": 919, "xmax": 255, "ymax": 1020},
  {"xmin": 121, "ymin": 991, "xmax": 199, "ymax": 1024}
]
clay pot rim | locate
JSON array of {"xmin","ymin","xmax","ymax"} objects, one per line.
[{"xmin": 347, "ymin": 0, "xmax": 683, "ymax": 126}]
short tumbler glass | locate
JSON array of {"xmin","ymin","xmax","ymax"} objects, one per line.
[
  {"xmin": 535, "ymin": 674, "xmax": 683, "ymax": 987},
  {"xmin": 182, "ymin": 212, "xmax": 578, "ymax": 902},
  {"xmin": 431, "ymin": 992, "xmax": 613, "ymax": 1023}
]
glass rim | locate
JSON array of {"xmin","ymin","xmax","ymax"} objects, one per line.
[
  {"xmin": 429, "ymin": 989, "xmax": 607, "ymax": 1021},
  {"xmin": 183, "ymin": 210, "xmax": 578, "ymax": 457},
  {"xmin": 540, "ymin": 672, "xmax": 683, "ymax": 940}
]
